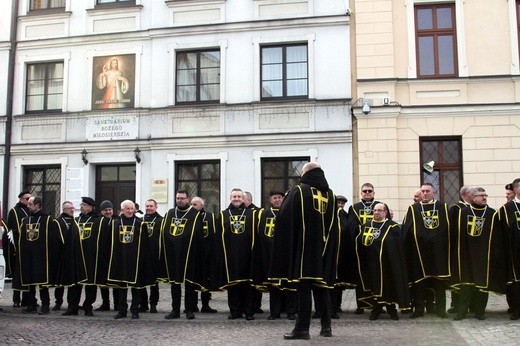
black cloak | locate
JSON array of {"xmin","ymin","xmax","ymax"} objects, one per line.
[
  {"xmin": 268, "ymin": 167, "xmax": 339, "ymax": 288},
  {"xmin": 159, "ymin": 207, "xmax": 205, "ymax": 289},
  {"xmin": 451, "ymin": 204, "xmax": 506, "ymax": 294},
  {"xmin": 356, "ymin": 219, "xmax": 410, "ymax": 309}
]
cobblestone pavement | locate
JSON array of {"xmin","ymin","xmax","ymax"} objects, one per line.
[{"xmin": 0, "ymin": 283, "xmax": 518, "ymax": 345}]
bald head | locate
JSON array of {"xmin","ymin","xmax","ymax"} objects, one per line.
[
  {"xmin": 413, "ymin": 188, "xmax": 423, "ymax": 203},
  {"xmin": 301, "ymin": 162, "xmax": 321, "ymax": 176}
]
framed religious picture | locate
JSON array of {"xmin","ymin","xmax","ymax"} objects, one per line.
[{"xmin": 92, "ymin": 54, "xmax": 135, "ymax": 110}]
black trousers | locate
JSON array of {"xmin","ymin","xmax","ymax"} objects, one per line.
[
  {"xmin": 510, "ymin": 281, "xmax": 520, "ymax": 314},
  {"xmin": 294, "ymin": 282, "xmax": 331, "ymax": 332},
  {"xmin": 269, "ymin": 287, "xmax": 297, "ymax": 316},
  {"xmin": 100, "ymin": 287, "xmax": 120, "ymax": 308},
  {"xmin": 171, "ymin": 283, "xmax": 197, "ymax": 313},
  {"xmin": 413, "ymin": 279, "xmax": 446, "ymax": 314},
  {"xmin": 457, "ymin": 285, "xmax": 488, "ymax": 317},
  {"xmin": 118, "ymin": 288, "xmax": 141, "ymax": 314},
  {"xmin": 27, "ymin": 286, "xmax": 50, "ymax": 307},
  {"xmin": 66, "ymin": 284, "xmax": 82, "ymax": 311},
  {"xmin": 331, "ymin": 287, "xmax": 343, "ymax": 311},
  {"xmin": 140, "ymin": 283, "xmax": 159, "ymax": 307},
  {"xmin": 54, "ymin": 286, "xmax": 64, "ymax": 305},
  {"xmin": 82, "ymin": 285, "xmax": 97, "ymax": 312},
  {"xmin": 227, "ymin": 282, "xmax": 255, "ymax": 317}
]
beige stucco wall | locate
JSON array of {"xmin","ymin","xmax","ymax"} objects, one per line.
[{"xmin": 351, "ymin": 0, "xmax": 520, "ymax": 219}]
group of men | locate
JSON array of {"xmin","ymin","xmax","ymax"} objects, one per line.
[
  {"xmin": 343, "ymin": 179, "xmax": 520, "ymax": 325},
  {"xmin": 2, "ymin": 166, "xmax": 520, "ymax": 340}
]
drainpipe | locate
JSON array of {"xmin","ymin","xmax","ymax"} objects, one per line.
[{"xmin": 2, "ymin": 0, "xmax": 19, "ymax": 217}]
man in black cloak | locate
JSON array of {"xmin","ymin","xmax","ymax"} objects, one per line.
[{"xmin": 269, "ymin": 162, "xmax": 339, "ymax": 340}]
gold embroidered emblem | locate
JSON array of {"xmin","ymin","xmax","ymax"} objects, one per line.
[
  {"xmin": 170, "ymin": 218, "xmax": 186, "ymax": 236},
  {"xmin": 119, "ymin": 225, "xmax": 134, "ymax": 244},
  {"xmin": 230, "ymin": 215, "xmax": 245, "ymax": 234},
  {"xmin": 26, "ymin": 223, "xmax": 40, "ymax": 241},
  {"xmin": 421, "ymin": 210, "xmax": 440, "ymax": 229},
  {"xmin": 467, "ymin": 215, "xmax": 484, "ymax": 237},
  {"xmin": 264, "ymin": 217, "xmax": 275, "ymax": 238},
  {"xmin": 79, "ymin": 222, "xmax": 93, "ymax": 240},
  {"xmin": 311, "ymin": 188, "xmax": 328, "ymax": 214}
]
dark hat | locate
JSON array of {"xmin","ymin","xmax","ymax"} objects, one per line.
[
  {"xmin": 81, "ymin": 197, "xmax": 96, "ymax": 207},
  {"xmin": 18, "ymin": 190, "xmax": 31, "ymax": 198},
  {"xmin": 336, "ymin": 195, "xmax": 348, "ymax": 202},
  {"xmin": 100, "ymin": 200, "xmax": 113, "ymax": 211},
  {"xmin": 506, "ymin": 183, "xmax": 514, "ymax": 191},
  {"xmin": 270, "ymin": 190, "xmax": 285, "ymax": 197}
]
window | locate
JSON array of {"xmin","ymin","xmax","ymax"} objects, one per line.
[
  {"xmin": 24, "ymin": 166, "xmax": 61, "ymax": 218},
  {"xmin": 420, "ymin": 136, "xmax": 462, "ymax": 206},
  {"xmin": 176, "ymin": 50, "xmax": 220, "ymax": 104},
  {"xmin": 26, "ymin": 62, "xmax": 64, "ymax": 113},
  {"xmin": 415, "ymin": 4, "xmax": 457, "ymax": 78},
  {"xmin": 97, "ymin": 0, "xmax": 133, "ymax": 4},
  {"xmin": 260, "ymin": 157, "xmax": 309, "ymax": 208},
  {"xmin": 261, "ymin": 44, "xmax": 308, "ymax": 100},
  {"xmin": 95, "ymin": 0, "xmax": 135, "ymax": 7},
  {"xmin": 30, "ymin": 0, "xmax": 65, "ymax": 10},
  {"xmin": 176, "ymin": 161, "xmax": 220, "ymax": 214}
]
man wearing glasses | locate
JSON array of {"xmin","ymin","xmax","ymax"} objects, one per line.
[
  {"xmin": 346, "ymin": 183, "xmax": 380, "ymax": 314},
  {"xmin": 452, "ymin": 187, "xmax": 506, "ymax": 320},
  {"xmin": 356, "ymin": 203, "xmax": 410, "ymax": 320},
  {"xmin": 3, "ymin": 190, "xmax": 32, "ymax": 308}
]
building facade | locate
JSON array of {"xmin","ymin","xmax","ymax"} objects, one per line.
[
  {"xmin": 0, "ymin": 0, "xmax": 353, "ymax": 216},
  {"xmin": 352, "ymin": 0, "xmax": 520, "ymax": 219}
]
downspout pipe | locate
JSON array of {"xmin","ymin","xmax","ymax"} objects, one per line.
[{"xmin": 3, "ymin": 0, "xmax": 19, "ymax": 217}]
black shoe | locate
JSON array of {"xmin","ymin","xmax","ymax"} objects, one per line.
[
  {"xmin": 510, "ymin": 313, "xmax": 520, "ymax": 320},
  {"xmin": 22, "ymin": 305, "xmax": 37, "ymax": 314},
  {"xmin": 354, "ymin": 308, "xmax": 364, "ymax": 315},
  {"xmin": 13, "ymin": 302, "xmax": 20, "ymax": 308},
  {"xmin": 388, "ymin": 311, "xmax": 399, "ymax": 320},
  {"xmin": 150, "ymin": 304, "xmax": 157, "ymax": 313},
  {"xmin": 139, "ymin": 305, "xmax": 149, "ymax": 312},
  {"xmin": 331, "ymin": 312, "xmax": 340, "ymax": 319},
  {"xmin": 475, "ymin": 314, "xmax": 486, "ymax": 320},
  {"xmin": 410, "ymin": 311, "xmax": 424, "ymax": 319},
  {"xmin": 132, "ymin": 313, "xmax": 139, "ymax": 319},
  {"xmin": 114, "ymin": 312, "xmax": 127, "ymax": 319},
  {"xmin": 454, "ymin": 314, "xmax": 465, "ymax": 321},
  {"xmin": 268, "ymin": 314, "xmax": 280, "ymax": 320},
  {"xmin": 201, "ymin": 305, "xmax": 217, "ymax": 313},
  {"xmin": 312, "ymin": 311, "xmax": 321, "ymax": 319},
  {"xmin": 284, "ymin": 331, "xmax": 310, "ymax": 340},
  {"xmin": 186, "ymin": 311, "xmax": 195, "ymax": 320},
  {"xmin": 369, "ymin": 310, "xmax": 380, "ymax": 321},
  {"xmin": 320, "ymin": 328, "xmax": 332, "ymax": 337},
  {"xmin": 38, "ymin": 306, "xmax": 50, "ymax": 315},
  {"xmin": 228, "ymin": 313, "xmax": 242, "ymax": 320},
  {"xmin": 165, "ymin": 311, "xmax": 180, "ymax": 319},
  {"xmin": 95, "ymin": 304, "xmax": 110, "ymax": 311},
  {"xmin": 246, "ymin": 315, "xmax": 255, "ymax": 321},
  {"xmin": 448, "ymin": 307, "xmax": 457, "ymax": 314},
  {"xmin": 287, "ymin": 313, "xmax": 296, "ymax": 320},
  {"xmin": 62, "ymin": 309, "xmax": 78, "ymax": 316},
  {"xmin": 84, "ymin": 310, "xmax": 94, "ymax": 317},
  {"xmin": 52, "ymin": 304, "xmax": 62, "ymax": 311}
]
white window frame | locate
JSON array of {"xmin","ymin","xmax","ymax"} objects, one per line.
[
  {"xmin": 252, "ymin": 34, "xmax": 315, "ymax": 101},
  {"xmin": 406, "ymin": 0, "xmax": 467, "ymax": 78}
]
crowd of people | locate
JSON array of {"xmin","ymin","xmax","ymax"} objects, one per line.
[{"xmin": 1, "ymin": 164, "xmax": 519, "ymax": 340}]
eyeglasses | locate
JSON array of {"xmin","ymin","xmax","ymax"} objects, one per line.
[{"xmin": 362, "ymin": 190, "xmax": 373, "ymax": 193}]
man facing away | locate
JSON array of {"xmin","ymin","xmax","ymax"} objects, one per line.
[{"xmin": 269, "ymin": 162, "xmax": 338, "ymax": 340}]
